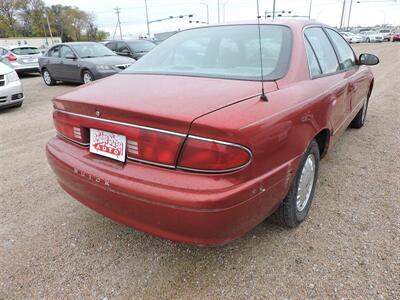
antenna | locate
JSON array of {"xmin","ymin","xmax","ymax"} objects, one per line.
[{"xmin": 256, "ymin": 0, "xmax": 268, "ymax": 101}]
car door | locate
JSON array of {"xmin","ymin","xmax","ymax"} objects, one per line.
[
  {"xmin": 325, "ymin": 28, "xmax": 364, "ymax": 115},
  {"xmin": 59, "ymin": 45, "xmax": 81, "ymax": 81},
  {"xmin": 44, "ymin": 46, "xmax": 61, "ymax": 78},
  {"xmin": 304, "ymin": 27, "xmax": 349, "ymax": 136}
]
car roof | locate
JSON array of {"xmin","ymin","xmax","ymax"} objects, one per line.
[
  {"xmin": 62, "ymin": 42, "xmax": 100, "ymax": 46},
  {"xmin": 7, "ymin": 45, "xmax": 39, "ymax": 49}
]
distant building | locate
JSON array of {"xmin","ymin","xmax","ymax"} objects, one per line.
[{"xmin": 0, "ymin": 37, "xmax": 61, "ymax": 49}]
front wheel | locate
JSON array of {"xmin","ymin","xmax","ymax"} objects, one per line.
[
  {"xmin": 42, "ymin": 69, "xmax": 56, "ymax": 86},
  {"xmin": 273, "ymin": 140, "xmax": 320, "ymax": 227},
  {"xmin": 82, "ymin": 70, "xmax": 94, "ymax": 84},
  {"xmin": 350, "ymin": 98, "xmax": 369, "ymax": 129}
]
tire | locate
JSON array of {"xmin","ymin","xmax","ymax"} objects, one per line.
[
  {"xmin": 14, "ymin": 101, "xmax": 23, "ymax": 108},
  {"xmin": 366, "ymin": 38, "xmax": 370, "ymax": 43},
  {"xmin": 82, "ymin": 70, "xmax": 94, "ymax": 84},
  {"xmin": 350, "ymin": 98, "xmax": 369, "ymax": 129},
  {"xmin": 42, "ymin": 69, "xmax": 56, "ymax": 86},
  {"xmin": 273, "ymin": 140, "xmax": 320, "ymax": 227}
]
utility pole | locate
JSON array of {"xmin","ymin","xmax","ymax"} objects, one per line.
[
  {"xmin": 272, "ymin": 0, "xmax": 276, "ymax": 20},
  {"xmin": 114, "ymin": 7, "xmax": 123, "ymax": 40},
  {"xmin": 347, "ymin": 0, "xmax": 353, "ymax": 29},
  {"xmin": 44, "ymin": 10, "xmax": 54, "ymax": 44},
  {"xmin": 308, "ymin": 0, "xmax": 313, "ymax": 19},
  {"xmin": 339, "ymin": 0, "xmax": 346, "ymax": 29},
  {"xmin": 200, "ymin": 2, "xmax": 209, "ymax": 24},
  {"xmin": 218, "ymin": 0, "xmax": 220, "ymax": 23},
  {"xmin": 223, "ymin": 0, "xmax": 231, "ymax": 23},
  {"xmin": 144, "ymin": 0, "xmax": 151, "ymax": 38}
]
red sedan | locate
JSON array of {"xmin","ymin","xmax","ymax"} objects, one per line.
[
  {"xmin": 393, "ymin": 32, "xmax": 400, "ymax": 42},
  {"xmin": 47, "ymin": 20, "xmax": 379, "ymax": 245}
]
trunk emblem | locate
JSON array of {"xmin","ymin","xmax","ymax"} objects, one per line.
[{"xmin": 95, "ymin": 110, "xmax": 101, "ymax": 117}]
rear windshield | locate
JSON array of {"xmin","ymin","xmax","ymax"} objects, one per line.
[
  {"xmin": 127, "ymin": 41, "xmax": 155, "ymax": 52},
  {"xmin": 124, "ymin": 25, "xmax": 292, "ymax": 81},
  {"xmin": 11, "ymin": 47, "xmax": 40, "ymax": 55}
]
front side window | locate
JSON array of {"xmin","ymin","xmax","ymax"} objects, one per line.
[
  {"xmin": 325, "ymin": 28, "xmax": 356, "ymax": 70},
  {"xmin": 125, "ymin": 25, "xmax": 292, "ymax": 81},
  {"xmin": 117, "ymin": 42, "xmax": 130, "ymax": 53},
  {"xmin": 127, "ymin": 41, "xmax": 155, "ymax": 52},
  {"xmin": 305, "ymin": 27, "xmax": 340, "ymax": 75}
]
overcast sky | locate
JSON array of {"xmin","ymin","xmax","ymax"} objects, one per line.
[{"xmin": 45, "ymin": 0, "xmax": 400, "ymax": 37}]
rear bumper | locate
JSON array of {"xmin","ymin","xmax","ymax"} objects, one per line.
[
  {"xmin": 10, "ymin": 62, "xmax": 40, "ymax": 72},
  {"xmin": 0, "ymin": 80, "xmax": 24, "ymax": 108},
  {"xmin": 47, "ymin": 137, "xmax": 294, "ymax": 245}
]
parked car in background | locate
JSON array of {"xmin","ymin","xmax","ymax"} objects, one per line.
[
  {"xmin": 378, "ymin": 29, "xmax": 391, "ymax": 41},
  {"xmin": 46, "ymin": 20, "xmax": 379, "ymax": 245},
  {"xmin": 0, "ymin": 45, "xmax": 41, "ymax": 73},
  {"xmin": 39, "ymin": 42, "xmax": 135, "ymax": 85},
  {"xmin": 392, "ymin": 32, "xmax": 400, "ymax": 42},
  {"xmin": 360, "ymin": 31, "xmax": 384, "ymax": 43},
  {"xmin": 104, "ymin": 40, "xmax": 156, "ymax": 60},
  {"xmin": 340, "ymin": 32, "xmax": 363, "ymax": 43},
  {"xmin": 0, "ymin": 59, "xmax": 24, "ymax": 109}
]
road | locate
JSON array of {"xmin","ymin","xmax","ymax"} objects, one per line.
[{"xmin": 1, "ymin": 42, "xmax": 399, "ymax": 299}]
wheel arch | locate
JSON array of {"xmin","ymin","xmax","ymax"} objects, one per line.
[{"xmin": 313, "ymin": 128, "xmax": 330, "ymax": 159}]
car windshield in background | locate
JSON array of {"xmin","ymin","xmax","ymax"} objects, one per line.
[
  {"xmin": 125, "ymin": 25, "xmax": 292, "ymax": 81},
  {"xmin": 127, "ymin": 41, "xmax": 155, "ymax": 52},
  {"xmin": 11, "ymin": 47, "xmax": 40, "ymax": 55},
  {"xmin": 72, "ymin": 44, "xmax": 116, "ymax": 58}
]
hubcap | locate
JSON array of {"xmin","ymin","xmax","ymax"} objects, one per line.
[
  {"xmin": 83, "ymin": 73, "xmax": 93, "ymax": 84},
  {"xmin": 43, "ymin": 71, "xmax": 51, "ymax": 84},
  {"xmin": 296, "ymin": 154, "xmax": 316, "ymax": 212}
]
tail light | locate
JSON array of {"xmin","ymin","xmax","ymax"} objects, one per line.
[
  {"xmin": 5, "ymin": 53, "xmax": 17, "ymax": 61},
  {"xmin": 126, "ymin": 130, "xmax": 184, "ymax": 166},
  {"xmin": 53, "ymin": 111, "xmax": 89, "ymax": 145},
  {"xmin": 177, "ymin": 136, "xmax": 251, "ymax": 173}
]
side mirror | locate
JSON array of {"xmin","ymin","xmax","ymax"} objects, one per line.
[
  {"xmin": 119, "ymin": 49, "xmax": 130, "ymax": 56},
  {"xmin": 359, "ymin": 53, "xmax": 379, "ymax": 66},
  {"xmin": 65, "ymin": 53, "xmax": 76, "ymax": 60}
]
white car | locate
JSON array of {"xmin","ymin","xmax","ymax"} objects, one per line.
[
  {"xmin": 341, "ymin": 32, "xmax": 363, "ymax": 43},
  {"xmin": 0, "ymin": 45, "xmax": 42, "ymax": 73},
  {"xmin": 0, "ymin": 59, "xmax": 24, "ymax": 109},
  {"xmin": 360, "ymin": 31, "xmax": 384, "ymax": 43},
  {"xmin": 378, "ymin": 29, "xmax": 391, "ymax": 42}
]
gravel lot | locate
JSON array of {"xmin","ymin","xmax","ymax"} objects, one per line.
[{"xmin": 1, "ymin": 42, "xmax": 399, "ymax": 299}]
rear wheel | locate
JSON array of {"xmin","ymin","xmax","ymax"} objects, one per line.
[
  {"xmin": 273, "ymin": 140, "xmax": 320, "ymax": 227},
  {"xmin": 366, "ymin": 38, "xmax": 370, "ymax": 43},
  {"xmin": 42, "ymin": 69, "xmax": 56, "ymax": 86},
  {"xmin": 350, "ymin": 98, "xmax": 369, "ymax": 129},
  {"xmin": 82, "ymin": 70, "xmax": 94, "ymax": 84}
]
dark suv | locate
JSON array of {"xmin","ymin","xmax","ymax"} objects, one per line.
[{"xmin": 104, "ymin": 40, "xmax": 156, "ymax": 60}]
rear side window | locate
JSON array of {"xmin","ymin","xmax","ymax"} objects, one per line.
[
  {"xmin": 304, "ymin": 39, "xmax": 322, "ymax": 77},
  {"xmin": 0, "ymin": 48, "xmax": 7, "ymax": 55},
  {"xmin": 325, "ymin": 28, "xmax": 356, "ymax": 70},
  {"xmin": 11, "ymin": 47, "xmax": 40, "ymax": 55},
  {"xmin": 48, "ymin": 46, "xmax": 60, "ymax": 58},
  {"xmin": 305, "ymin": 27, "xmax": 340, "ymax": 74}
]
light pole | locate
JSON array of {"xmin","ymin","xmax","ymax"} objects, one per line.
[
  {"xmin": 144, "ymin": 0, "xmax": 150, "ymax": 38},
  {"xmin": 339, "ymin": 0, "xmax": 346, "ymax": 29},
  {"xmin": 308, "ymin": 0, "xmax": 313, "ymax": 19},
  {"xmin": 272, "ymin": 0, "xmax": 276, "ymax": 20},
  {"xmin": 223, "ymin": 0, "xmax": 231, "ymax": 23},
  {"xmin": 347, "ymin": 0, "xmax": 353, "ymax": 28},
  {"xmin": 200, "ymin": 2, "xmax": 209, "ymax": 24}
]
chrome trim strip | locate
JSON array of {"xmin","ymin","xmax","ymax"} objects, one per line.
[
  {"xmin": 54, "ymin": 109, "xmax": 187, "ymax": 137},
  {"xmin": 57, "ymin": 132, "xmax": 90, "ymax": 146},
  {"xmin": 54, "ymin": 110, "xmax": 253, "ymax": 173}
]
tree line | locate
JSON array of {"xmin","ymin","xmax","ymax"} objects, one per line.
[{"xmin": 0, "ymin": 0, "xmax": 107, "ymax": 41}]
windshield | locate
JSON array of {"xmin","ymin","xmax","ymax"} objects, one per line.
[
  {"xmin": 127, "ymin": 41, "xmax": 155, "ymax": 52},
  {"xmin": 72, "ymin": 43, "xmax": 116, "ymax": 58},
  {"xmin": 380, "ymin": 30, "xmax": 390, "ymax": 33},
  {"xmin": 11, "ymin": 47, "xmax": 40, "ymax": 55},
  {"xmin": 124, "ymin": 25, "xmax": 292, "ymax": 81}
]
